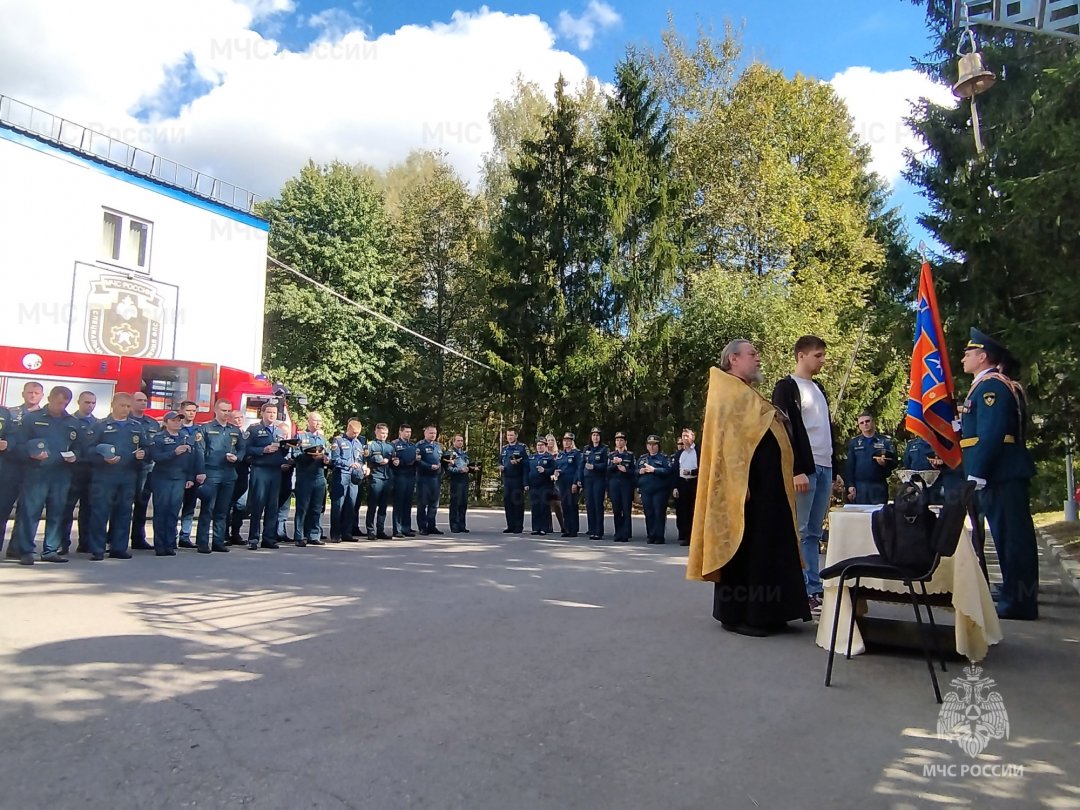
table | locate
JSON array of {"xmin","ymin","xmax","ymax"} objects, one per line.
[{"xmin": 814, "ymin": 506, "xmax": 1002, "ymax": 662}]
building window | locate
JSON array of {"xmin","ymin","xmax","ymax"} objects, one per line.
[{"xmin": 101, "ymin": 209, "xmax": 152, "ymax": 272}]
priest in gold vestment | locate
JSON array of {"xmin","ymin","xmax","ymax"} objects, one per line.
[{"xmin": 686, "ymin": 339, "xmax": 811, "ymax": 636}]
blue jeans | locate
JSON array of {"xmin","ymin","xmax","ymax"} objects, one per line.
[{"xmin": 795, "ymin": 465, "xmax": 832, "ymax": 596}]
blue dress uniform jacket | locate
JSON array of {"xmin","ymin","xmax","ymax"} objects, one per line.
[
  {"xmin": 15, "ymin": 408, "xmax": 84, "ymax": 558},
  {"xmin": 195, "ymin": 420, "xmax": 245, "ymax": 550},
  {"xmin": 844, "ymin": 433, "xmax": 898, "ymax": 504},
  {"xmin": 637, "ymin": 452, "xmax": 671, "ymax": 543},
  {"xmin": 581, "ymin": 442, "xmax": 608, "ymax": 538},
  {"xmin": 330, "ymin": 435, "xmax": 366, "ymax": 540},
  {"xmin": 150, "ymin": 429, "xmax": 200, "ymax": 554},
  {"xmin": 365, "ymin": 439, "xmax": 395, "ymax": 536},
  {"xmin": 555, "ymin": 448, "xmax": 583, "ymax": 536},
  {"xmin": 390, "ymin": 437, "xmax": 418, "ymax": 535},
  {"xmin": 961, "ymin": 371, "xmax": 1038, "ymax": 619},
  {"xmin": 291, "ymin": 431, "xmax": 329, "ymax": 544},
  {"xmin": 243, "ymin": 421, "xmax": 288, "ymax": 545},
  {"xmin": 527, "ymin": 451, "xmax": 555, "ymax": 533},
  {"xmin": 87, "ymin": 417, "xmax": 151, "ymax": 557},
  {"xmin": 446, "ymin": 447, "xmax": 472, "ymax": 532},
  {"xmin": 606, "ymin": 448, "xmax": 637, "ymax": 541},
  {"xmin": 500, "ymin": 441, "xmax": 529, "ymax": 532},
  {"xmin": 415, "ymin": 439, "xmax": 444, "ymax": 533}
]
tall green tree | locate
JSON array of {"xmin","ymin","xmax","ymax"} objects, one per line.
[
  {"xmin": 260, "ymin": 161, "xmax": 400, "ymax": 425},
  {"xmin": 906, "ymin": 0, "xmax": 1080, "ymax": 470}
]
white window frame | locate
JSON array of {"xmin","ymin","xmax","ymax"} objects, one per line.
[{"xmin": 99, "ymin": 207, "xmax": 153, "ymax": 274}]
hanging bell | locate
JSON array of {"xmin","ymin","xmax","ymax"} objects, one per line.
[{"xmin": 953, "ymin": 51, "xmax": 996, "ymax": 98}]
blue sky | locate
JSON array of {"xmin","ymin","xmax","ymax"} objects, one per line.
[{"xmin": 0, "ymin": 0, "xmax": 949, "ymax": 245}]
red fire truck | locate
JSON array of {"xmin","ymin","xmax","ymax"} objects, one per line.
[{"xmin": 0, "ymin": 344, "xmax": 295, "ymax": 428}]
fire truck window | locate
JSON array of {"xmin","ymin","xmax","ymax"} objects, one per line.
[
  {"xmin": 195, "ymin": 368, "xmax": 213, "ymax": 412},
  {"xmin": 142, "ymin": 366, "xmax": 189, "ymax": 412}
]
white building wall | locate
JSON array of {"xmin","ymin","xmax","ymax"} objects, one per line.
[{"xmin": 0, "ymin": 129, "xmax": 268, "ymax": 373}]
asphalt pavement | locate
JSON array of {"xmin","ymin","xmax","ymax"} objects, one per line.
[{"xmin": 2, "ymin": 509, "xmax": 1079, "ymax": 809}]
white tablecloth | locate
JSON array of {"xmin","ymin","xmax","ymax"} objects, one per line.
[{"xmin": 814, "ymin": 507, "xmax": 1002, "ymax": 661}]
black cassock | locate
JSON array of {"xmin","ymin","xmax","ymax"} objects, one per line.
[{"xmin": 713, "ymin": 428, "xmax": 812, "ymax": 629}]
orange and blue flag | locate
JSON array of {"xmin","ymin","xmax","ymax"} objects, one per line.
[{"xmin": 904, "ymin": 261, "xmax": 963, "ymax": 469}]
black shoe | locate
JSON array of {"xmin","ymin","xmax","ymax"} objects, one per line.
[
  {"xmin": 90, "ymin": 553, "xmax": 105, "ymax": 561},
  {"xmin": 211, "ymin": 545, "xmax": 230, "ymax": 553},
  {"xmin": 429, "ymin": 529, "xmax": 444, "ymax": 535},
  {"xmin": 566, "ymin": 533, "xmax": 577, "ymax": 538},
  {"xmin": 327, "ymin": 538, "xmax": 341, "ymax": 543},
  {"xmin": 76, "ymin": 545, "xmax": 90, "ymax": 553},
  {"xmin": 197, "ymin": 547, "xmax": 212, "ymax": 554},
  {"xmin": 296, "ymin": 540, "xmax": 307, "ymax": 547},
  {"xmin": 655, "ymin": 539, "xmax": 666, "ymax": 545},
  {"xmin": 18, "ymin": 554, "xmax": 34, "ymax": 566},
  {"xmin": 131, "ymin": 541, "xmax": 153, "ymax": 550},
  {"xmin": 109, "ymin": 551, "xmax": 133, "ymax": 559},
  {"xmin": 461, "ymin": 529, "xmax": 471, "ymax": 533},
  {"xmin": 178, "ymin": 539, "xmax": 196, "ymax": 549},
  {"xmin": 393, "ymin": 532, "xmax": 404, "ymax": 538},
  {"xmin": 342, "ymin": 536, "xmax": 359, "ymax": 542},
  {"xmin": 59, "ymin": 547, "xmax": 70, "ymax": 556},
  {"xmin": 614, "ymin": 538, "xmax": 629, "ymax": 543},
  {"xmin": 376, "ymin": 532, "xmax": 392, "ymax": 540},
  {"xmin": 503, "ymin": 528, "xmax": 516, "ymax": 534},
  {"xmin": 310, "ymin": 539, "xmax": 326, "ymax": 546},
  {"xmin": 41, "ymin": 553, "xmax": 70, "ymax": 563},
  {"xmin": 247, "ymin": 543, "xmax": 259, "ymax": 550},
  {"xmin": 680, "ymin": 539, "xmax": 690, "ymax": 546},
  {"xmin": 537, "ymin": 531, "xmax": 547, "ymax": 536},
  {"xmin": 530, "ymin": 530, "xmax": 541, "ymax": 535},
  {"xmin": 403, "ymin": 531, "xmax": 416, "ymax": 537},
  {"xmin": 227, "ymin": 537, "xmax": 246, "ymax": 546},
  {"xmin": 367, "ymin": 531, "xmax": 376, "ymax": 540},
  {"xmin": 261, "ymin": 541, "xmax": 280, "ymax": 549},
  {"xmin": 155, "ymin": 551, "xmax": 170, "ymax": 557},
  {"xmin": 5, "ymin": 548, "xmax": 19, "ymax": 560}
]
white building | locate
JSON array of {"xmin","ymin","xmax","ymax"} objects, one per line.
[{"xmin": 0, "ymin": 94, "xmax": 269, "ymax": 375}]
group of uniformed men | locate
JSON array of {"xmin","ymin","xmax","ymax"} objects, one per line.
[
  {"xmin": 496, "ymin": 427, "xmax": 702, "ymax": 545},
  {"xmin": 0, "ymin": 388, "xmax": 478, "ymax": 563}
]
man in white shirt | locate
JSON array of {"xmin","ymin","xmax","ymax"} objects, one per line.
[{"xmin": 771, "ymin": 335, "xmax": 840, "ymax": 615}]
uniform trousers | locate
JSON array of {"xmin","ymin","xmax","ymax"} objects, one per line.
[
  {"xmin": 608, "ymin": 478, "xmax": 634, "ymax": 541},
  {"xmin": 502, "ymin": 477, "xmax": 525, "ymax": 532},
  {"xmin": 152, "ymin": 478, "xmax": 186, "ymax": 553},
  {"xmin": 88, "ymin": 472, "xmax": 137, "ymax": 556},
  {"xmin": 16, "ymin": 466, "xmax": 72, "ymax": 557},
  {"xmin": 558, "ymin": 480, "xmax": 580, "ymax": 535},
  {"xmin": 448, "ymin": 474, "xmax": 469, "ymax": 531},
  {"xmin": 584, "ymin": 476, "xmax": 606, "ymax": 538},
  {"xmin": 416, "ymin": 475, "xmax": 441, "ymax": 533},
  {"xmin": 392, "ymin": 468, "xmax": 416, "ymax": 534},
  {"xmin": 529, "ymin": 484, "xmax": 553, "ymax": 533},
  {"xmin": 247, "ymin": 466, "xmax": 282, "ymax": 543},
  {"xmin": 293, "ymin": 471, "xmax": 326, "ymax": 542},
  {"xmin": 366, "ymin": 475, "xmax": 392, "ymax": 534},
  {"xmin": 197, "ymin": 474, "xmax": 236, "ymax": 550}
]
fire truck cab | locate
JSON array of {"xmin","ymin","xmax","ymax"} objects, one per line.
[{"xmin": 0, "ymin": 345, "xmax": 292, "ymax": 429}]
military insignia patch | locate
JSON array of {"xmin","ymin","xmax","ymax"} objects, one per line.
[
  {"xmin": 195, "ymin": 432, "xmax": 203, "ymax": 442},
  {"xmin": 983, "ymin": 392, "xmax": 997, "ymax": 407},
  {"xmin": 69, "ymin": 431, "xmax": 77, "ymax": 441}
]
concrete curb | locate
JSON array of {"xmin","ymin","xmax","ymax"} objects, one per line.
[{"xmin": 1037, "ymin": 526, "xmax": 1080, "ymax": 598}]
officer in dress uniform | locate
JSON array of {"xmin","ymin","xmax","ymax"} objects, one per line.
[
  {"xmin": 87, "ymin": 393, "xmax": 151, "ymax": 561},
  {"xmin": 638, "ymin": 435, "xmax": 672, "ymax": 544},
  {"xmin": 13, "ymin": 386, "xmax": 82, "ymax": 564},
  {"xmin": 1, "ymin": 382, "xmax": 44, "ymax": 558},
  {"xmin": 672, "ymin": 427, "xmax": 699, "ymax": 546},
  {"xmin": 177, "ymin": 400, "xmax": 201, "ymax": 548},
  {"xmin": 151, "ymin": 411, "xmax": 202, "ymax": 556},
  {"xmin": 446, "ymin": 433, "xmax": 476, "ymax": 533},
  {"xmin": 195, "ymin": 399, "xmax": 245, "ymax": 553},
  {"xmin": 499, "ymin": 428, "xmax": 528, "ymax": 534},
  {"xmin": 390, "ymin": 424, "xmax": 417, "ymax": 537},
  {"xmin": 330, "ymin": 420, "xmax": 367, "ymax": 542},
  {"xmin": 582, "ymin": 428, "xmax": 608, "ymax": 540},
  {"xmin": 607, "ymin": 432, "xmax": 637, "ymax": 542},
  {"xmin": 129, "ymin": 392, "xmax": 160, "ymax": 550},
  {"xmin": 365, "ymin": 422, "xmax": 395, "ymax": 540},
  {"xmin": 291, "ymin": 412, "xmax": 330, "ymax": 546},
  {"xmin": 61, "ymin": 390, "xmax": 98, "ymax": 555},
  {"xmin": 901, "ymin": 436, "xmax": 946, "ymax": 504},
  {"xmin": 844, "ymin": 412, "xmax": 898, "ymax": 505},
  {"xmin": 555, "ymin": 433, "xmax": 583, "ymax": 538},
  {"xmin": 960, "ymin": 328, "xmax": 1039, "ymax": 620},
  {"xmin": 227, "ymin": 409, "xmax": 250, "ymax": 544},
  {"xmin": 243, "ymin": 403, "xmax": 290, "ymax": 550},
  {"xmin": 526, "ymin": 437, "xmax": 555, "ymax": 535},
  {"xmin": 415, "ymin": 426, "xmax": 444, "ymax": 535}
]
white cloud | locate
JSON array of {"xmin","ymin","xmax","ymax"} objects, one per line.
[
  {"xmin": 828, "ymin": 66, "xmax": 958, "ymax": 184},
  {"xmin": 0, "ymin": 1, "xmax": 591, "ymax": 199},
  {"xmin": 557, "ymin": 1, "xmax": 621, "ymax": 51}
]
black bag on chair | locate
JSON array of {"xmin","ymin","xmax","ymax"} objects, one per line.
[{"xmin": 871, "ymin": 479, "xmax": 938, "ymax": 573}]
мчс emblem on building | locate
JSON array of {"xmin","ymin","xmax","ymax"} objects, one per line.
[
  {"xmin": 85, "ymin": 274, "xmax": 165, "ymax": 357},
  {"xmin": 937, "ymin": 664, "xmax": 1010, "ymax": 758}
]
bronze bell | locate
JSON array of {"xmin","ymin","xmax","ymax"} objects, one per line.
[{"xmin": 953, "ymin": 51, "xmax": 996, "ymax": 98}]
